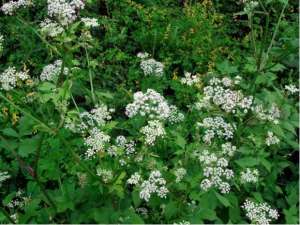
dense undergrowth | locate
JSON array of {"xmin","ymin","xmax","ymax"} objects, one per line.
[{"xmin": 0, "ymin": 0, "xmax": 299, "ymax": 224}]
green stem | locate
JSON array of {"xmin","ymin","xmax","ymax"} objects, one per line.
[
  {"xmin": 84, "ymin": 47, "xmax": 96, "ymax": 104},
  {"xmin": 249, "ymin": 13, "xmax": 257, "ymax": 59},
  {"xmin": 260, "ymin": 2, "xmax": 287, "ymax": 70},
  {"xmin": 16, "ymin": 17, "xmax": 62, "ymax": 57},
  {"xmin": 60, "ymin": 138, "xmax": 98, "ymax": 179},
  {"xmin": 0, "ymin": 135, "xmax": 57, "ymax": 211},
  {"xmin": 0, "ymin": 207, "xmax": 15, "ymax": 224},
  {"xmin": 0, "ymin": 93, "xmax": 55, "ymax": 134}
]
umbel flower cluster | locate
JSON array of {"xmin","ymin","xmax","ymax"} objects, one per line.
[
  {"xmin": 127, "ymin": 171, "xmax": 169, "ymax": 202},
  {"xmin": 240, "ymin": 168, "xmax": 259, "ymax": 183},
  {"xmin": 81, "ymin": 17, "xmax": 99, "ymax": 28},
  {"xmin": 265, "ymin": 131, "xmax": 280, "ymax": 146},
  {"xmin": 125, "ymin": 89, "xmax": 183, "ymax": 123},
  {"xmin": 196, "ymin": 149, "xmax": 234, "ymax": 194},
  {"xmin": 40, "ymin": 60, "xmax": 69, "ymax": 82},
  {"xmin": 137, "ymin": 52, "xmax": 164, "ymax": 77},
  {"xmin": 197, "ymin": 116, "xmax": 235, "ymax": 144},
  {"xmin": 65, "ymin": 104, "xmax": 114, "ymax": 158},
  {"xmin": 1, "ymin": 0, "xmax": 32, "ymax": 15},
  {"xmin": 197, "ymin": 76, "xmax": 253, "ymax": 113},
  {"xmin": 180, "ymin": 72, "xmax": 200, "ymax": 86},
  {"xmin": 47, "ymin": 0, "xmax": 85, "ymax": 26},
  {"xmin": 242, "ymin": 199, "xmax": 279, "ymax": 225},
  {"xmin": 0, "ymin": 66, "xmax": 30, "ymax": 90},
  {"xmin": 253, "ymin": 103, "xmax": 281, "ymax": 124},
  {"xmin": 140, "ymin": 120, "xmax": 166, "ymax": 145},
  {"xmin": 40, "ymin": 19, "xmax": 64, "ymax": 37}
]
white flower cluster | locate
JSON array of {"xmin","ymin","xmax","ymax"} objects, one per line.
[
  {"xmin": 40, "ymin": 60, "xmax": 69, "ymax": 82},
  {"xmin": 240, "ymin": 168, "xmax": 259, "ymax": 183},
  {"xmin": 198, "ymin": 150, "xmax": 234, "ymax": 194},
  {"xmin": 84, "ymin": 128, "xmax": 110, "ymax": 159},
  {"xmin": 126, "ymin": 89, "xmax": 168, "ymax": 119},
  {"xmin": 127, "ymin": 170, "xmax": 169, "ymax": 202},
  {"xmin": 221, "ymin": 142, "xmax": 237, "ymax": 157},
  {"xmin": 198, "ymin": 77, "xmax": 253, "ymax": 113},
  {"xmin": 115, "ymin": 135, "xmax": 136, "ymax": 155},
  {"xmin": 173, "ymin": 220, "xmax": 191, "ymax": 225},
  {"xmin": 242, "ymin": 199, "xmax": 279, "ymax": 225},
  {"xmin": 0, "ymin": 66, "xmax": 30, "ymax": 90},
  {"xmin": 81, "ymin": 17, "xmax": 99, "ymax": 28},
  {"xmin": 127, "ymin": 172, "xmax": 141, "ymax": 185},
  {"xmin": 47, "ymin": 0, "xmax": 85, "ymax": 26},
  {"xmin": 140, "ymin": 120, "xmax": 166, "ymax": 145},
  {"xmin": 0, "ymin": 171, "xmax": 10, "ymax": 187},
  {"xmin": 253, "ymin": 104, "xmax": 280, "ymax": 124},
  {"xmin": 285, "ymin": 84, "xmax": 299, "ymax": 95},
  {"xmin": 6, "ymin": 189, "xmax": 30, "ymax": 210},
  {"xmin": 137, "ymin": 52, "xmax": 164, "ymax": 77},
  {"xmin": 197, "ymin": 116, "xmax": 235, "ymax": 144},
  {"xmin": 168, "ymin": 105, "xmax": 185, "ymax": 124},
  {"xmin": 1, "ymin": 0, "xmax": 32, "ymax": 15},
  {"xmin": 40, "ymin": 19, "xmax": 64, "ymax": 37},
  {"xmin": 265, "ymin": 131, "xmax": 280, "ymax": 146},
  {"xmin": 174, "ymin": 168, "xmax": 186, "ymax": 183},
  {"xmin": 242, "ymin": 0, "xmax": 259, "ymax": 14},
  {"xmin": 125, "ymin": 89, "xmax": 184, "ymax": 124},
  {"xmin": 65, "ymin": 105, "xmax": 114, "ymax": 134},
  {"xmin": 180, "ymin": 72, "xmax": 200, "ymax": 86},
  {"xmin": 96, "ymin": 168, "xmax": 113, "ymax": 183}
]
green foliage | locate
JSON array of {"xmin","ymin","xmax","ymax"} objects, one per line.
[{"xmin": 0, "ymin": 0, "xmax": 298, "ymax": 224}]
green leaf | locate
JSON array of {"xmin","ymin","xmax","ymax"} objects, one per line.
[
  {"xmin": 216, "ymin": 60, "xmax": 238, "ymax": 74},
  {"xmin": 215, "ymin": 191, "xmax": 231, "ymax": 207},
  {"xmin": 132, "ymin": 190, "xmax": 141, "ymax": 207},
  {"xmin": 235, "ymin": 157, "xmax": 259, "ymax": 167},
  {"xmin": 18, "ymin": 136, "xmax": 40, "ymax": 157},
  {"xmin": 2, "ymin": 128, "xmax": 19, "ymax": 138}
]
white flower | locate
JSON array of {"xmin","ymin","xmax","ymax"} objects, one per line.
[
  {"xmin": 47, "ymin": 0, "xmax": 85, "ymax": 26},
  {"xmin": 125, "ymin": 89, "xmax": 171, "ymax": 120},
  {"xmin": 242, "ymin": 0, "xmax": 259, "ymax": 14},
  {"xmin": 139, "ymin": 53, "xmax": 164, "ymax": 77},
  {"xmin": 40, "ymin": 19, "xmax": 64, "ymax": 37},
  {"xmin": 180, "ymin": 72, "xmax": 200, "ymax": 86},
  {"xmin": 198, "ymin": 116, "xmax": 235, "ymax": 144},
  {"xmin": 127, "ymin": 172, "xmax": 141, "ymax": 185},
  {"xmin": 221, "ymin": 142, "xmax": 236, "ymax": 157},
  {"xmin": 1, "ymin": 0, "xmax": 32, "ymax": 15},
  {"xmin": 174, "ymin": 168, "xmax": 187, "ymax": 183},
  {"xmin": 285, "ymin": 84, "xmax": 299, "ymax": 95},
  {"xmin": 253, "ymin": 104, "xmax": 281, "ymax": 124},
  {"xmin": 265, "ymin": 131, "xmax": 280, "ymax": 146},
  {"xmin": 40, "ymin": 60, "xmax": 69, "ymax": 82},
  {"xmin": 96, "ymin": 168, "xmax": 113, "ymax": 183},
  {"xmin": 140, "ymin": 120, "xmax": 166, "ymax": 145},
  {"xmin": 0, "ymin": 171, "xmax": 10, "ymax": 187},
  {"xmin": 116, "ymin": 135, "xmax": 127, "ymax": 147},
  {"xmin": 139, "ymin": 170, "xmax": 168, "ymax": 202},
  {"xmin": 240, "ymin": 168, "xmax": 259, "ymax": 183},
  {"xmin": 242, "ymin": 199, "xmax": 279, "ymax": 225},
  {"xmin": 168, "ymin": 105, "xmax": 185, "ymax": 124},
  {"xmin": 200, "ymin": 76, "xmax": 253, "ymax": 113},
  {"xmin": 137, "ymin": 52, "xmax": 149, "ymax": 59},
  {"xmin": 0, "ymin": 66, "xmax": 30, "ymax": 90},
  {"xmin": 81, "ymin": 17, "xmax": 99, "ymax": 27},
  {"xmin": 84, "ymin": 128, "xmax": 110, "ymax": 159},
  {"xmin": 173, "ymin": 220, "xmax": 190, "ymax": 225},
  {"xmin": 198, "ymin": 150, "xmax": 234, "ymax": 194}
]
